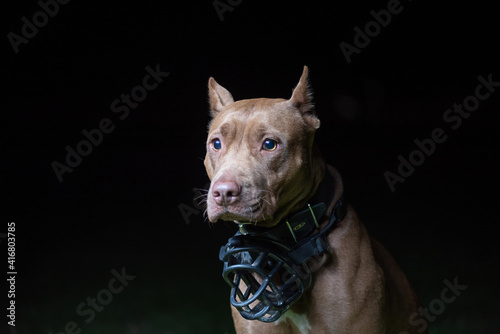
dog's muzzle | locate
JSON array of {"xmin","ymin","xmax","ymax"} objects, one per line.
[
  {"xmin": 219, "ymin": 234, "xmax": 312, "ymax": 322},
  {"xmin": 218, "ymin": 171, "xmax": 346, "ymax": 323}
]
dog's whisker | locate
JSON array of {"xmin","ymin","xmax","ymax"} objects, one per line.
[
  {"xmin": 260, "ymin": 198, "xmax": 271, "ymax": 206},
  {"xmin": 194, "ymin": 197, "xmax": 207, "ymax": 204}
]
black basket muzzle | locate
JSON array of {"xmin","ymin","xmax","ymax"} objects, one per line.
[{"xmin": 219, "ymin": 234, "xmax": 312, "ymax": 322}]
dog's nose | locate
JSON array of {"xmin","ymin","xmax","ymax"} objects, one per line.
[{"xmin": 212, "ymin": 181, "xmax": 241, "ymax": 205}]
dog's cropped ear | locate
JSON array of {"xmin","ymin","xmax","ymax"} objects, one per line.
[
  {"xmin": 289, "ymin": 66, "xmax": 320, "ymax": 129},
  {"xmin": 208, "ymin": 77, "xmax": 234, "ymax": 118}
]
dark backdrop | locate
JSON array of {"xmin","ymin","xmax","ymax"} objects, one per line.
[{"xmin": 2, "ymin": 1, "xmax": 499, "ymax": 333}]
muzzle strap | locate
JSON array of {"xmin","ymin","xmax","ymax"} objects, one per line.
[{"xmin": 289, "ymin": 196, "xmax": 347, "ymax": 263}]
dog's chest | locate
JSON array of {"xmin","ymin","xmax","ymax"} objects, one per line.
[{"xmin": 275, "ymin": 309, "xmax": 311, "ymax": 333}]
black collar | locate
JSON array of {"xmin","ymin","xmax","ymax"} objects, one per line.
[{"xmin": 237, "ymin": 170, "xmax": 347, "ymax": 264}]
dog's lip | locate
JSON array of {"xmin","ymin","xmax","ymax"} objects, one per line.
[{"xmin": 211, "ymin": 201, "xmax": 265, "ymax": 223}]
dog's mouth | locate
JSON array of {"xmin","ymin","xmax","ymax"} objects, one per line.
[
  {"xmin": 215, "ymin": 203, "xmax": 265, "ymax": 223},
  {"xmin": 207, "ymin": 199, "xmax": 272, "ymax": 224}
]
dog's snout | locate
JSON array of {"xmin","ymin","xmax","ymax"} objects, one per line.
[{"xmin": 212, "ymin": 181, "xmax": 241, "ymax": 205}]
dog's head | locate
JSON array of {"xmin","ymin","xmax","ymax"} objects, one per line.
[{"xmin": 204, "ymin": 67, "xmax": 325, "ymax": 227}]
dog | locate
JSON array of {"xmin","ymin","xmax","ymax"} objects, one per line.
[{"xmin": 204, "ymin": 67, "xmax": 424, "ymax": 334}]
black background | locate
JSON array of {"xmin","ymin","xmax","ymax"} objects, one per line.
[{"xmin": 2, "ymin": 0, "xmax": 499, "ymax": 333}]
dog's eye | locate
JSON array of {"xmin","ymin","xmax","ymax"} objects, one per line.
[
  {"xmin": 262, "ymin": 139, "xmax": 278, "ymax": 151},
  {"xmin": 212, "ymin": 139, "xmax": 222, "ymax": 151}
]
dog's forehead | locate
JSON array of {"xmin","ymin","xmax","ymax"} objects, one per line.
[{"xmin": 208, "ymin": 98, "xmax": 302, "ymax": 134}]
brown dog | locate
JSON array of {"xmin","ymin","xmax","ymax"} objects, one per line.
[{"xmin": 204, "ymin": 67, "xmax": 424, "ymax": 333}]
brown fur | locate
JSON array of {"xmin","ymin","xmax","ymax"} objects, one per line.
[{"xmin": 204, "ymin": 67, "xmax": 424, "ymax": 333}]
